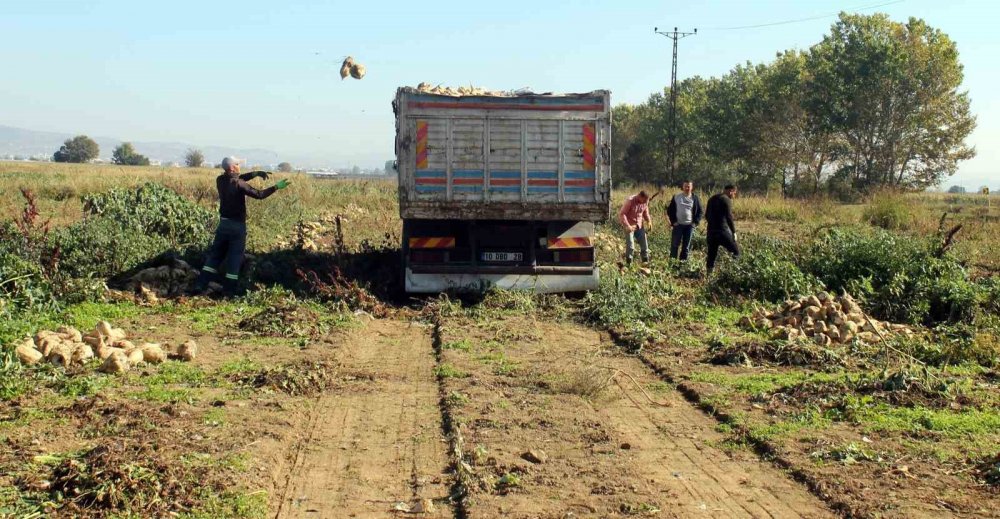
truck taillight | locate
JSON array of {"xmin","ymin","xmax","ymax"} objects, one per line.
[
  {"xmin": 553, "ymin": 249, "xmax": 593, "ymax": 264},
  {"xmin": 410, "ymin": 250, "xmax": 447, "ymax": 264}
]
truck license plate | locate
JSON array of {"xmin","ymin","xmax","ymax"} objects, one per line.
[{"xmin": 481, "ymin": 252, "xmax": 522, "ymax": 262}]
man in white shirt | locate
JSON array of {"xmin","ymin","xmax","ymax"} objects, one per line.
[{"xmin": 666, "ymin": 181, "xmax": 703, "ymax": 261}]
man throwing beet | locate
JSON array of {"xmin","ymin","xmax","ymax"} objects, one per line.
[
  {"xmin": 619, "ymin": 190, "xmax": 651, "ymax": 265},
  {"xmin": 705, "ymin": 184, "xmax": 740, "ymax": 273},
  {"xmin": 192, "ymin": 157, "xmax": 290, "ymax": 296},
  {"xmin": 666, "ymin": 180, "xmax": 703, "ymax": 261}
]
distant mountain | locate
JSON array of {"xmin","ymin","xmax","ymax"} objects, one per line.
[{"xmin": 0, "ymin": 125, "xmax": 281, "ymax": 166}]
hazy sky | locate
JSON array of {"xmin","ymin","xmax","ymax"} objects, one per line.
[{"xmin": 1, "ymin": 0, "xmax": 996, "ymax": 187}]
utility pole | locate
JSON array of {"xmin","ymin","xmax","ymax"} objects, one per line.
[{"xmin": 654, "ymin": 26, "xmax": 696, "ymax": 186}]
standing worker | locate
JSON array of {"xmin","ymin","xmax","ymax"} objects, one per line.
[
  {"xmin": 192, "ymin": 157, "xmax": 291, "ymax": 296},
  {"xmin": 705, "ymin": 184, "xmax": 740, "ymax": 273},
  {"xmin": 619, "ymin": 190, "xmax": 652, "ymax": 265},
  {"xmin": 666, "ymin": 180, "xmax": 703, "ymax": 261}
]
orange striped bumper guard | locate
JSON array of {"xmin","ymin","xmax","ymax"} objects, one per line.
[
  {"xmin": 547, "ymin": 237, "xmax": 593, "ymax": 249},
  {"xmin": 409, "ymin": 237, "xmax": 456, "ymax": 249}
]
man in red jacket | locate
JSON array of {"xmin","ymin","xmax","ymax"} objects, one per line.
[{"xmin": 618, "ymin": 190, "xmax": 651, "ymax": 264}]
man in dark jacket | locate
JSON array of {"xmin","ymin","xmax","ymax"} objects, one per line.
[
  {"xmin": 704, "ymin": 184, "xmax": 740, "ymax": 273},
  {"xmin": 192, "ymin": 157, "xmax": 290, "ymax": 296},
  {"xmin": 666, "ymin": 180, "xmax": 703, "ymax": 261}
]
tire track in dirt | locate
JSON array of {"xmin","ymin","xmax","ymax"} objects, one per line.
[
  {"xmin": 273, "ymin": 319, "xmax": 452, "ymax": 518},
  {"xmin": 437, "ymin": 314, "xmax": 835, "ymax": 518},
  {"xmin": 632, "ymin": 350, "xmax": 864, "ymax": 519}
]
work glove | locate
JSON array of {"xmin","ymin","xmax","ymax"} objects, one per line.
[
  {"xmin": 255, "ymin": 171, "xmax": 271, "ymax": 180},
  {"xmin": 276, "ymin": 179, "xmax": 292, "ymax": 190}
]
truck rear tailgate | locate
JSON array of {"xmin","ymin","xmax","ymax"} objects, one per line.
[{"xmin": 394, "ymin": 88, "xmax": 611, "ymax": 222}]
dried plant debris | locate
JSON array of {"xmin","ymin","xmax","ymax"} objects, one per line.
[
  {"xmin": 18, "ymin": 440, "xmax": 211, "ymax": 517},
  {"xmin": 710, "ymin": 337, "xmax": 842, "ymax": 368},
  {"xmin": 233, "ymin": 360, "xmax": 337, "ymax": 396},
  {"xmin": 238, "ymin": 303, "xmax": 325, "ymax": 338}
]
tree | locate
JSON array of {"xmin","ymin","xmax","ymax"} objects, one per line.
[
  {"xmin": 805, "ymin": 13, "xmax": 976, "ymax": 190},
  {"xmin": 184, "ymin": 148, "xmax": 204, "ymax": 168},
  {"xmin": 277, "ymin": 162, "xmax": 293, "ymax": 172},
  {"xmin": 111, "ymin": 142, "xmax": 150, "ymax": 166},
  {"xmin": 947, "ymin": 185, "xmax": 966, "ymax": 194},
  {"xmin": 53, "ymin": 135, "xmax": 99, "ymax": 163}
]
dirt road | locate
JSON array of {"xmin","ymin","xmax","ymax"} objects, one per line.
[
  {"xmin": 271, "ymin": 315, "xmax": 835, "ymax": 518},
  {"xmin": 437, "ymin": 315, "xmax": 834, "ymax": 518},
  {"xmin": 273, "ymin": 319, "xmax": 452, "ymax": 518}
]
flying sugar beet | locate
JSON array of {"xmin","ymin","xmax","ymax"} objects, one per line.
[{"xmin": 340, "ymin": 56, "xmax": 366, "ymax": 80}]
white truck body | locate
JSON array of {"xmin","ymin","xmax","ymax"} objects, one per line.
[{"xmin": 393, "ymin": 87, "xmax": 612, "ymax": 293}]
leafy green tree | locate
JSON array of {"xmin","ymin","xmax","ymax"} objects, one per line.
[
  {"xmin": 184, "ymin": 148, "xmax": 204, "ymax": 168},
  {"xmin": 947, "ymin": 185, "xmax": 966, "ymax": 194},
  {"xmin": 277, "ymin": 162, "xmax": 293, "ymax": 172},
  {"xmin": 805, "ymin": 13, "xmax": 976, "ymax": 190},
  {"xmin": 52, "ymin": 135, "xmax": 99, "ymax": 163},
  {"xmin": 111, "ymin": 142, "xmax": 150, "ymax": 166}
]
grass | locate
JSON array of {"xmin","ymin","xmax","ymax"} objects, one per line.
[
  {"xmin": 434, "ymin": 363, "xmax": 469, "ymax": 379},
  {"xmin": 0, "ymin": 161, "xmax": 399, "ymax": 251},
  {"xmin": 862, "ymin": 191, "xmax": 916, "ymax": 230},
  {"xmin": 131, "ymin": 386, "xmax": 198, "ymax": 403},
  {"xmin": 179, "ymin": 490, "xmax": 268, "ymax": 519},
  {"xmin": 63, "ymin": 301, "xmax": 147, "ymax": 331},
  {"xmin": 140, "ymin": 361, "xmax": 207, "ymax": 386},
  {"xmin": 446, "ymin": 390, "xmax": 470, "ymax": 407},
  {"xmin": 54, "ymin": 373, "xmax": 113, "ymax": 397},
  {"xmin": 203, "ymin": 407, "xmax": 226, "ymax": 427},
  {"xmin": 687, "ymin": 370, "xmax": 853, "ymax": 397},
  {"xmin": 838, "ymin": 396, "xmax": 1000, "ymax": 438},
  {"xmin": 477, "ymin": 351, "xmax": 518, "ymax": 376},
  {"xmin": 180, "ymin": 300, "xmax": 260, "ymax": 333},
  {"xmin": 216, "ymin": 358, "xmax": 262, "ymax": 378},
  {"xmin": 443, "ymin": 339, "xmax": 473, "ymax": 352}
]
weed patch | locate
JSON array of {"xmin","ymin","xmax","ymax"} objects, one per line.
[{"xmin": 434, "ymin": 364, "xmax": 469, "ymax": 379}]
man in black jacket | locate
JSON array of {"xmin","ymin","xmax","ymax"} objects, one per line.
[
  {"xmin": 192, "ymin": 157, "xmax": 290, "ymax": 296},
  {"xmin": 666, "ymin": 180, "xmax": 703, "ymax": 261},
  {"xmin": 704, "ymin": 184, "xmax": 740, "ymax": 273}
]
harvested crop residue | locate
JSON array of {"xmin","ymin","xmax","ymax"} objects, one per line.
[
  {"xmin": 4, "ymin": 396, "xmax": 236, "ymax": 517},
  {"xmin": 42, "ymin": 440, "xmax": 209, "ymax": 517},
  {"xmin": 233, "ymin": 360, "xmax": 338, "ymax": 395},
  {"xmin": 978, "ymin": 453, "xmax": 1000, "ymax": 487},
  {"xmin": 710, "ymin": 336, "xmax": 842, "ymax": 368},
  {"xmin": 238, "ymin": 303, "xmax": 325, "ymax": 338}
]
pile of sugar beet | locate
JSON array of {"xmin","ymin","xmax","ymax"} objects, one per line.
[
  {"xmin": 742, "ymin": 291, "xmax": 916, "ymax": 346},
  {"xmin": 13, "ymin": 320, "xmax": 197, "ymax": 374}
]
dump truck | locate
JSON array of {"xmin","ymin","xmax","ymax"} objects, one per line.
[{"xmin": 393, "ymin": 87, "xmax": 611, "ymax": 293}]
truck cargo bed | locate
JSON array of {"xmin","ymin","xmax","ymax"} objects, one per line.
[{"xmin": 394, "ymin": 88, "xmax": 612, "ymax": 222}]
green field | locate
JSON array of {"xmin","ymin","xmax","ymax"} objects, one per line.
[{"xmin": 1, "ymin": 161, "xmax": 998, "ymax": 518}]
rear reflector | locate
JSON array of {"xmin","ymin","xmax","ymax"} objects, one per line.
[
  {"xmin": 553, "ymin": 249, "xmax": 594, "ymax": 264},
  {"xmin": 410, "ymin": 250, "xmax": 447, "ymax": 264},
  {"xmin": 548, "ymin": 237, "xmax": 593, "ymax": 249},
  {"xmin": 409, "ymin": 237, "xmax": 456, "ymax": 249}
]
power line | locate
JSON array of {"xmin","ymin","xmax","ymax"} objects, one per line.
[
  {"xmin": 654, "ymin": 27, "xmax": 697, "ymax": 186},
  {"xmin": 701, "ymin": 0, "xmax": 905, "ymax": 31}
]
